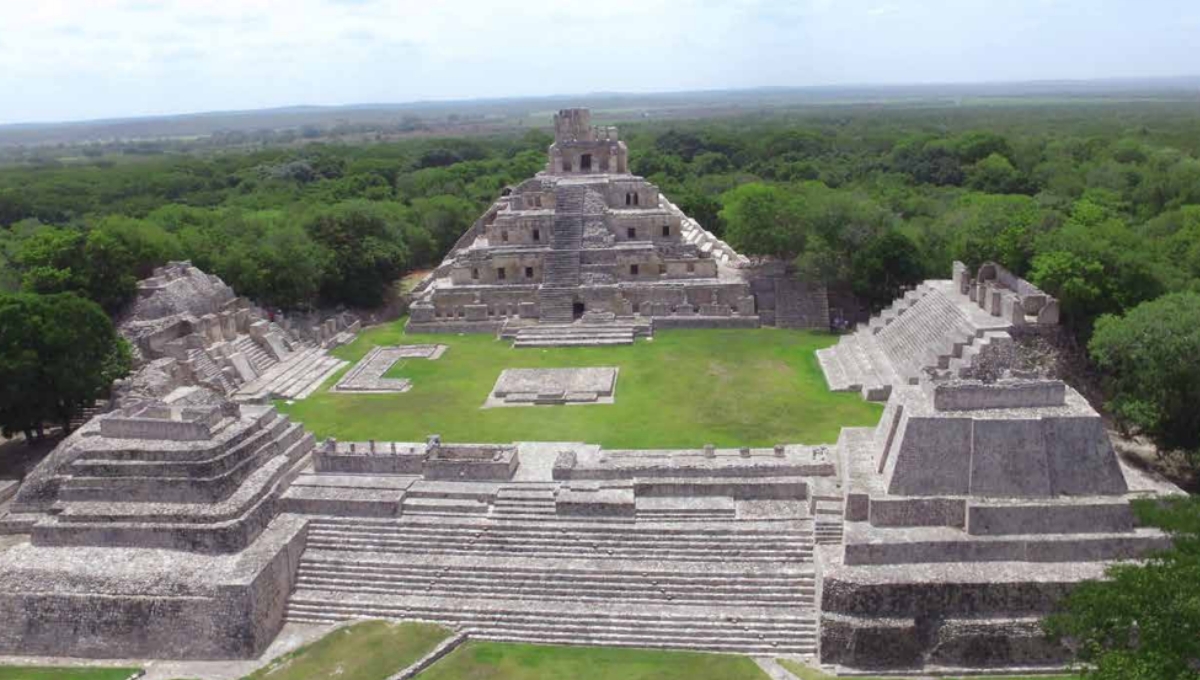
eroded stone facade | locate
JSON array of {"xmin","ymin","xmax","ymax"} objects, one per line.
[{"xmin": 408, "ymin": 109, "xmax": 758, "ymax": 334}]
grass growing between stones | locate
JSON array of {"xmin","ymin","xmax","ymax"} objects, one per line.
[
  {"xmin": 240, "ymin": 620, "xmax": 449, "ymax": 680},
  {"xmin": 415, "ymin": 641, "xmax": 769, "ymax": 680},
  {"xmin": 278, "ymin": 321, "xmax": 882, "ymax": 448},
  {"xmin": 0, "ymin": 669, "xmax": 140, "ymax": 680},
  {"xmin": 774, "ymin": 658, "xmax": 1074, "ymax": 680}
]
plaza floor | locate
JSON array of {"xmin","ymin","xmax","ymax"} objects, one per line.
[{"xmin": 277, "ymin": 322, "xmax": 883, "ymax": 449}]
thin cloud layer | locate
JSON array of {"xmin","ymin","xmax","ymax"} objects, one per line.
[{"xmin": 0, "ymin": 0, "xmax": 1195, "ymax": 124}]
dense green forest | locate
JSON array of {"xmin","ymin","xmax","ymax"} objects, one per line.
[{"xmin": 2, "ymin": 100, "xmax": 1200, "ymax": 464}]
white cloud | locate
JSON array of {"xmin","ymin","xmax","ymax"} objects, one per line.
[{"xmin": 0, "ymin": 0, "xmax": 1194, "ymax": 124}]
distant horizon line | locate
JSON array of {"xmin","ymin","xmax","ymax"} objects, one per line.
[{"xmin": 4, "ymin": 73, "xmax": 1198, "ymax": 130}]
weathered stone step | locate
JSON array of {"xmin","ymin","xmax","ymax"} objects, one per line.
[
  {"xmin": 293, "ymin": 578, "xmax": 815, "ymax": 607},
  {"xmin": 299, "ymin": 556, "xmax": 815, "ymax": 583},
  {"xmin": 285, "ymin": 591, "xmax": 818, "ymax": 628},
  {"xmin": 402, "ymin": 497, "xmax": 489, "ymax": 515},
  {"xmin": 305, "ymin": 526, "xmax": 814, "ymax": 550}
]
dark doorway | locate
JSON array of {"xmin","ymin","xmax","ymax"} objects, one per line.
[
  {"xmin": 572, "ymin": 302, "xmax": 586, "ymax": 319},
  {"xmin": 580, "ymin": 153, "xmax": 592, "ymax": 172}
]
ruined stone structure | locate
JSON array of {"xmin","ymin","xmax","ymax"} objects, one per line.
[
  {"xmin": 119, "ymin": 261, "xmax": 359, "ymax": 403},
  {"xmin": 817, "ymin": 261, "xmax": 1059, "ymax": 401},
  {"xmin": 0, "ymin": 395, "xmax": 313, "ymax": 658},
  {"xmin": 408, "ymin": 109, "xmax": 762, "ymax": 345},
  {"xmin": 0, "ymin": 143, "xmax": 1185, "ymax": 676},
  {"xmin": 820, "ymin": 378, "xmax": 1175, "ymax": 669}
]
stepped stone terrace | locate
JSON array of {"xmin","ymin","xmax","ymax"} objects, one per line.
[
  {"xmin": 817, "ymin": 261, "xmax": 1060, "ymax": 401},
  {"xmin": 0, "ymin": 143, "xmax": 1187, "ymax": 678},
  {"xmin": 407, "ymin": 109, "xmax": 758, "ymax": 345}
]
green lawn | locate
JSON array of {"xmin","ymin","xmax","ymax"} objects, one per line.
[
  {"xmin": 278, "ymin": 322, "xmax": 882, "ymax": 448},
  {"xmin": 241, "ymin": 620, "xmax": 450, "ymax": 680},
  {"xmin": 416, "ymin": 641, "xmax": 769, "ymax": 680},
  {"xmin": 0, "ymin": 669, "xmax": 140, "ymax": 680},
  {"xmin": 775, "ymin": 658, "xmax": 1074, "ymax": 680}
]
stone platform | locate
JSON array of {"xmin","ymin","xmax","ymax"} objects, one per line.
[
  {"xmin": 817, "ymin": 262, "xmax": 1058, "ymax": 402},
  {"xmin": 332, "ymin": 345, "xmax": 447, "ymax": 394},
  {"xmin": 485, "ymin": 367, "xmax": 618, "ymax": 406}
]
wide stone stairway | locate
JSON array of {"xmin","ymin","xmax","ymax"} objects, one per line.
[
  {"xmin": 285, "ymin": 514, "xmax": 818, "ymax": 654},
  {"xmin": 817, "ymin": 281, "xmax": 1009, "ymax": 401},
  {"xmin": 536, "ymin": 184, "xmax": 588, "ymax": 324},
  {"xmin": 513, "ymin": 322, "xmax": 637, "ymax": 348}
]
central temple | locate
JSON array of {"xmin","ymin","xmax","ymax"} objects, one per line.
[{"xmin": 408, "ymin": 109, "xmax": 756, "ymax": 342}]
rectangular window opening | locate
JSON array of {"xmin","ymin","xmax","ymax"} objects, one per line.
[
  {"xmin": 662, "ymin": 225, "xmax": 671, "ymax": 237},
  {"xmin": 525, "ymin": 267, "xmax": 534, "ymax": 278},
  {"xmin": 630, "ymin": 264, "xmax": 639, "ymax": 276},
  {"xmin": 626, "ymin": 227, "xmax": 636, "ymax": 239},
  {"xmin": 497, "ymin": 268, "xmax": 506, "ymax": 280}
]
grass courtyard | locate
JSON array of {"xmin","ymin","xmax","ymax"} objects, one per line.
[
  {"xmin": 414, "ymin": 640, "xmax": 769, "ymax": 680},
  {"xmin": 278, "ymin": 321, "xmax": 882, "ymax": 448}
]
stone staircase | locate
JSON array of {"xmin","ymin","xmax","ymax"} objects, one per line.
[
  {"xmin": 812, "ymin": 498, "xmax": 845, "ymax": 545},
  {"xmin": 492, "ymin": 484, "xmax": 558, "ymax": 519},
  {"xmin": 234, "ymin": 346, "xmax": 348, "ymax": 402},
  {"xmin": 34, "ymin": 407, "xmax": 315, "ymax": 553},
  {"xmin": 287, "ymin": 514, "xmax": 818, "ymax": 654},
  {"xmin": 537, "ymin": 184, "xmax": 587, "ymax": 324},
  {"xmin": 187, "ymin": 348, "xmax": 236, "ymax": 395},
  {"xmin": 816, "ymin": 282, "xmax": 1001, "ymax": 402},
  {"xmin": 233, "ymin": 335, "xmax": 276, "ymax": 374},
  {"xmin": 514, "ymin": 323, "xmax": 637, "ymax": 348},
  {"xmin": 636, "ymin": 496, "xmax": 737, "ymax": 522}
]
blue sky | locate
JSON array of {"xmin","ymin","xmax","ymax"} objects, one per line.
[{"xmin": 1, "ymin": 0, "xmax": 1197, "ymax": 125}]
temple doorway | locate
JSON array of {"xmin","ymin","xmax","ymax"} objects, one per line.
[
  {"xmin": 580, "ymin": 153, "xmax": 592, "ymax": 172},
  {"xmin": 572, "ymin": 302, "xmax": 586, "ymax": 319}
]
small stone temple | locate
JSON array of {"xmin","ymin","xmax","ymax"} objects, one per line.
[{"xmin": 407, "ymin": 109, "xmax": 760, "ymax": 345}]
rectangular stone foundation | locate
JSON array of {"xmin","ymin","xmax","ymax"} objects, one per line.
[{"xmin": 0, "ymin": 514, "xmax": 307, "ymax": 659}]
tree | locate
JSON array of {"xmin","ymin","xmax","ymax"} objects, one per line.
[
  {"xmin": 720, "ymin": 183, "xmax": 807, "ymax": 259},
  {"xmin": 0, "ymin": 292, "xmax": 131, "ymax": 437},
  {"xmin": 411, "ymin": 195, "xmax": 477, "ymax": 259},
  {"xmin": 1089, "ymin": 292, "xmax": 1200, "ymax": 468},
  {"xmin": 849, "ymin": 231, "xmax": 926, "ymax": 310},
  {"xmin": 304, "ymin": 201, "xmax": 410, "ymax": 308},
  {"xmin": 1045, "ymin": 496, "xmax": 1200, "ymax": 680},
  {"xmin": 966, "ymin": 153, "xmax": 1027, "ymax": 194}
]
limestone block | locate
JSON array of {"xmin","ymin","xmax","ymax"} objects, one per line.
[
  {"xmin": 1037, "ymin": 299, "xmax": 1060, "ymax": 325},
  {"xmin": 927, "ymin": 617, "xmax": 1069, "ymax": 668},
  {"xmin": 736, "ymin": 296, "xmax": 756, "ymax": 316},
  {"xmin": 464, "ymin": 304, "xmax": 489, "ymax": 322},
  {"xmin": 932, "ymin": 381, "xmax": 1066, "ymax": 411},
  {"xmin": 673, "ymin": 304, "xmax": 696, "ymax": 317},
  {"xmin": 557, "ymin": 485, "xmax": 635, "ymax": 517},
  {"xmin": 819, "ymin": 613, "xmax": 923, "ymax": 669},
  {"xmin": 220, "ymin": 313, "xmax": 238, "ymax": 342},
  {"xmin": 953, "ymin": 261, "xmax": 970, "ymax": 295},
  {"xmin": 228, "ymin": 352, "xmax": 258, "ymax": 382},
  {"xmin": 845, "ymin": 492, "xmax": 870, "ymax": 522},
  {"xmin": 884, "ymin": 416, "xmax": 972, "ymax": 496},
  {"xmin": 969, "ymin": 418, "xmax": 1051, "ymax": 497},
  {"xmin": 248, "ymin": 320, "xmax": 269, "ymax": 341},
  {"xmin": 262, "ymin": 332, "xmax": 289, "ymax": 361},
  {"xmin": 1041, "ymin": 416, "xmax": 1128, "ymax": 495},
  {"xmin": 1001, "ymin": 294, "xmax": 1026, "ymax": 326},
  {"xmin": 966, "ymin": 501, "xmax": 1134, "ymax": 536},
  {"xmin": 410, "ymin": 303, "xmax": 436, "ymax": 323},
  {"xmin": 699, "ymin": 303, "xmax": 731, "ymax": 316},
  {"xmin": 869, "ymin": 497, "xmax": 966, "ymax": 528},
  {"xmin": 989, "ymin": 289, "xmax": 1003, "ymax": 317}
]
